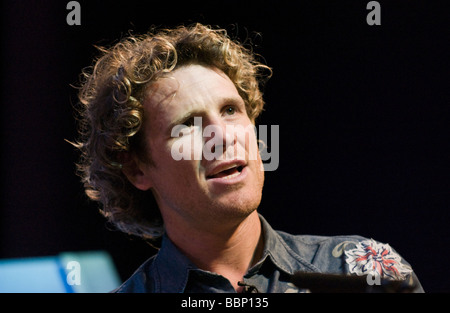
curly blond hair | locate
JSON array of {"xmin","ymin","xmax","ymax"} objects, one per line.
[{"xmin": 73, "ymin": 23, "xmax": 271, "ymax": 242}]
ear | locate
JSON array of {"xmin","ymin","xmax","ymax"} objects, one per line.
[{"xmin": 120, "ymin": 152, "xmax": 153, "ymax": 191}]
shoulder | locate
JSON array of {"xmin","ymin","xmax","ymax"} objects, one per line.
[
  {"xmin": 278, "ymin": 231, "xmax": 400, "ymax": 273},
  {"xmin": 276, "ymin": 230, "xmax": 367, "ymax": 266},
  {"xmin": 277, "ymin": 230, "xmax": 365, "ymax": 249},
  {"xmin": 276, "ymin": 231, "xmax": 424, "ymax": 292},
  {"xmin": 112, "ymin": 255, "xmax": 157, "ymax": 293}
]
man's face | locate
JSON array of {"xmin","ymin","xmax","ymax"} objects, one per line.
[{"xmin": 134, "ymin": 64, "xmax": 264, "ymax": 226}]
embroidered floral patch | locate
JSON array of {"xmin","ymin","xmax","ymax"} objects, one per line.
[{"xmin": 344, "ymin": 239, "xmax": 412, "ymax": 280}]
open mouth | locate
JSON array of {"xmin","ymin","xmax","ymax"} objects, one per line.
[{"xmin": 207, "ymin": 165, "xmax": 244, "ymax": 180}]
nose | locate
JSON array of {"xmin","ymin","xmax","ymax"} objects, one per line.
[{"xmin": 202, "ymin": 117, "xmax": 236, "ymax": 160}]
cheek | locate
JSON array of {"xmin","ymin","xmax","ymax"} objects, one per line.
[
  {"xmin": 243, "ymin": 128, "xmax": 266, "ymax": 175},
  {"xmin": 169, "ymin": 127, "xmax": 204, "ymax": 161},
  {"xmin": 156, "ymin": 138, "xmax": 204, "ymax": 181},
  {"xmin": 150, "ymin": 153, "xmax": 202, "ymax": 197},
  {"xmin": 235, "ymin": 125, "xmax": 259, "ymax": 162}
]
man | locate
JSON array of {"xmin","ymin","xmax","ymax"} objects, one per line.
[{"xmin": 73, "ymin": 23, "xmax": 423, "ymax": 292}]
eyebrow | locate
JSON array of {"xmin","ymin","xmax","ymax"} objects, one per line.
[{"xmin": 168, "ymin": 110, "xmax": 204, "ymax": 131}]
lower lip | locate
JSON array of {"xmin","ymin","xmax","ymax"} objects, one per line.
[{"xmin": 206, "ymin": 166, "xmax": 248, "ymax": 186}]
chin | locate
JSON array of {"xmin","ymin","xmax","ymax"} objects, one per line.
[{"xmin": 213, "ymin": 188, "xmax": 262, "ymax": 219}]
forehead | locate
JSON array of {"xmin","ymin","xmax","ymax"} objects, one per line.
[{"xmin": 142, "ymin": 64, "xmax": 240, "ymax": 119}]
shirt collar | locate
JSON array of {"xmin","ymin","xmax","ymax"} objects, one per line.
[
  {"xmin": 152, "ymin": 214, "xmax": 319, "ymax": 292},
  {"xmin": 255, "ymin": 215, "xmax": 320, "ymax": 275},
  {"xmin": 153, "ymin": 233, "xmax": 196, "ymax": 293}
]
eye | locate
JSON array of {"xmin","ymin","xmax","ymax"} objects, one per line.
[
  {"xmin": 182, "ymin": 117, "xmax": 195, "ymax": 127},
  {"xmin": 224, "ymin": 106, "xmax": 236, "ymax": 116}
]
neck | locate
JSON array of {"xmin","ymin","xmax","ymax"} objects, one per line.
[{"xmin": 164, "ymin": 210, "xmax": 264, "ymax": 292}]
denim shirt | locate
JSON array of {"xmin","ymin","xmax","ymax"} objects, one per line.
[{"xmin": 113, "ymin": 215, "xmax": 424, "ymax": 293}]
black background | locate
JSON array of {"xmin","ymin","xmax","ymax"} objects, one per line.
[{"xmin": 1, "ymin": 0, "xmax": 448, "ymax": 292}]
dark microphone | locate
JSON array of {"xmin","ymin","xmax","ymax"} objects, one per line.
[
  {"xmin": 291, "ymin": 272, "xmax": 416, "ymax": 293},
  {"xmin": 237, "ymin": 281, "xmax": 259, "ymax": 293}
]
